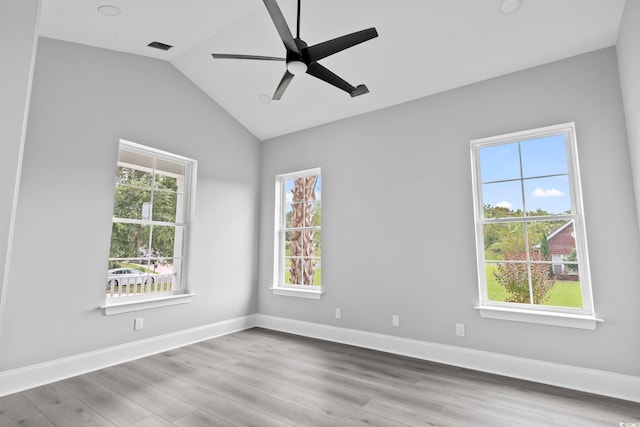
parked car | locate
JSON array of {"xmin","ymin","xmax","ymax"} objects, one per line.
[{"xmin": 107, "ymin": 268, "xmax": 154, "ymax": 287}]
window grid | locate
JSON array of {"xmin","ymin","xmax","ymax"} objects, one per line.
[
  {"xmin": 107, "ymin": 140, "xmax": 193, "ymax": 299},
  {"xmin": 275, "ymin": 169, "xmax": 322, "ymax": 289},
  {"xmin": 471, "ymin": 123, "xmax": 594, "ymax": 315}
]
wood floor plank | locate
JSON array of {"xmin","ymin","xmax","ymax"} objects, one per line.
[
  {"xmin": 23, "ymin": 384, "xmax": 115, "ymax": 427},
  {"xmin": 58, "ymin": 375, "xmax": 151, "ymax": 426},
  {"xmin": 3, "ymin": 327, "xmax": 639, "ymax": 426},
  {"xmin": 116, "ymin": 361, "xmax": 290, "ymax": 427},
  {"xmin": 88, "ymin": 366, "xmax": 197, "ymax": 422},
  {"xmin": 0, "ymin": 393, "xmax": 57, "ymax": 427},
  {"xmin": 172, "ymin": 410, "xmax": 230, "ymax": 427},
  {"xmin": 363, "ymin": 398, "xmax": 466, "ymax": 427},
  {"xmin": 127, "ymin": 415, "xmax": 175, "ymax": 427}
]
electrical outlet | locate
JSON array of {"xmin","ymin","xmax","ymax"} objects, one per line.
[
  {"xmin": 456, "ymin": 323, "xmax": 465, "ymax": 337},
  {"xmin": 335, "ymin": 308, "xmax": 342, "ymax": 319},
  {"xmin": 392, "ymin": 315, "xmax": 400, "ymax": 327},
  {"xmin": 134, "ymin": 317, "xmax": 144, "ymax": 331}
]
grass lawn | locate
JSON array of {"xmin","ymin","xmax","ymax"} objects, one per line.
[{"xmin": 486, "ymin": 265, "xmax": 583, "ymax": 308}]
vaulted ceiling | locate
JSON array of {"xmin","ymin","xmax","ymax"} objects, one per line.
[{"xmin": 38, "ymin": 0, "xmax": 627, "ymax": 140}]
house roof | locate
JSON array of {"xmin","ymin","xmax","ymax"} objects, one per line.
[{"xmin": 547, "ymin": 220, "xmax": 574, "ymax": 241}]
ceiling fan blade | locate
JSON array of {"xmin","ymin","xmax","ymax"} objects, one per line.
[
  {"xmin": 263, "ymin": 0, "xmax": 299, "ymax": 54},
  {"xmin": 307, "ymin": 27, "xmax": 378, "ymax": 63},
  {"xmin": 212, "ymin": 53, "xmax": 285, "ymax": 61},
  {"xmin": 273, "ymin": 70, "xmax": 294, "ymax": 100},
  {"xmin": 307, "ymin": 63, "xmax": 369, "ymax": 97}
]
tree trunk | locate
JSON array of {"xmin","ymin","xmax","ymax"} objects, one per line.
[{"xmin": 289, "ymin": 175, "xmax": 317, "ymax": 285}]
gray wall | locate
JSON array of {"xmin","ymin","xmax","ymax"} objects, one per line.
[
  {"xmin": 0, "ymin": 0, "xmax": 40, "ymax": 338},
  {"xmin": 259, "ymin": 47, "xmax": 640, "ymax": 376},
  {"xmin": 618, "ymin": 0, "xmax": 640, "ymax": 230},
  {"xmin": 0, "ymin": 38, "xmax": 261, "ymax": 371}
]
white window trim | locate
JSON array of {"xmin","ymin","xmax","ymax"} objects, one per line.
[
  {"xmin": 470, "ymin": 123, "xmax": 601, "ymax": 328},
  {"xmin": 101, "ymin": 293, "xmax": 196, "ymax": 316},
  {"xmin": 272, "ymin": 168, "xmax": 323, "ymax": 299},
  {"xmin": 104, "ymin": 139, "xmax": 197, "ymax": 311}
]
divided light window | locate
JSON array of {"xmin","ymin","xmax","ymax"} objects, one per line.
[
  {"xmin": 107, "ymin": 140, "xmax": 194, "ymax": 299},
  {"xmin": 274, "ymin": 169, "xmax": 322, "ymax": 290},
  {"xmin": 470, "ymin": 123, "xmax": 595, "ymax": 317}
]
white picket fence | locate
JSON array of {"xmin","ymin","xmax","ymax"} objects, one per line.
[{"xmin": 106, "ymin": 273, "xmax": 177, "ymax": 298}]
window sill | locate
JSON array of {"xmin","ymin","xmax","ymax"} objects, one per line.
[
  {"xmin": 269, "ymin": 286, "xmax": 323, "ymax": 299},
  {"xmin": 101, "ymin": 293, "xmax": 195, "ymax": 316},
  {"xmin": 474, "ymin": 305, "xmax": 604, "ymax": 330}
]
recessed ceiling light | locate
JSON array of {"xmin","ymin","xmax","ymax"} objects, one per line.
[
  {"xmin": 499, "ymin": 0, "xmax": 522, "ymax": 14},
  {"xmin": 259, "ymin": 94, "xmax": 272, "ymax": 104},
  {"xmin": 97, "ymin": 5, "xmax": 121, "ymax": 16}
]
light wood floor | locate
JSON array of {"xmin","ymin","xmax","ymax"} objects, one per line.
[{"xmin": 1, "ymin": 327, "xmax": 639, "ymax": 426}]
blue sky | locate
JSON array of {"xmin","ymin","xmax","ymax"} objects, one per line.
[
  {"xmin": 479, "ymin": 135, "xmax": 571, "ymax": 215},
  {"xmin": 284, "ymin": 176, "xmax": 322, "ymax": 204}
]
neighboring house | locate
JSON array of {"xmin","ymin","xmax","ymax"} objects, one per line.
[{"xmin": 547, "ymin": 221, "xmax": 578, "ymax": 278}]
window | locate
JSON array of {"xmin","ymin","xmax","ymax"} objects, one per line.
[
  {"xmin": 106, "ymin": 140, "xmax": 195, "ymax": 308},
  {"xmin": 470, "ymin": 123, "xmax": 599, "ymax": 328},
  {"xmin": 272, "ymin": 168, "xmax": 322, "ymax": 299}
]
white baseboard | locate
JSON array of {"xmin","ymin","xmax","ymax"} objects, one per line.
[
  {"xmin": 3, "ymin": 313, "xmax": 638, "ymax": 404},
  {"xmin": 255, "ymin": 314, "xmax": 640, "ymax": 403},
  {"xmin": 0, "ymin": 314, "xmax": 256, "ymax": 397}
]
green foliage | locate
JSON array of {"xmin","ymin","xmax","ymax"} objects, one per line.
[
  {"xmin": 109, "ymin": 166, "xmax": 179, "ymax": 261},
  {"xmin": 482, "ymin": 204, "xmax": 569, "ymax": 261},
  {"xmin": 565, "ymin": 248, "xmax": 578, "ymax": 273},
  {"xmin": 493, "ymin": 252, "xmax": 555, "ymax": 304},
  {"xmin": 539, "ymin": 233, "xmax": 550, "ymax": 260},
  {"xmin": 487, "ymin": 264, "xmax": 582, "ymax": 307}
]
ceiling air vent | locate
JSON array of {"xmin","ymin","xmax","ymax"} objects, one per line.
[{"xmin": 147, "ymin": 41, "xmax": 173, "ymax": 51}]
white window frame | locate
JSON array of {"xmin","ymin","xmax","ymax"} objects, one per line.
[
  {"xmin": 102, "ymin": 139, "xmax": 196, "ymax": 315},
  {"xmin": 470, "ymin": 123, "xmax": 601, "ymax": 329},
  {"xmin": 270, "ymin": 168, "xmax": 323, "ymax": 299}
]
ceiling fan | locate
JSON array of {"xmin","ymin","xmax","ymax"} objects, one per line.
[{"xmin": 211, "ymin": 0, "xmax": 378, "ymax": 100}]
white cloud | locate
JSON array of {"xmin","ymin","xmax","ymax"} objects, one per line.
[
  {"xmin": 532, "ymin": 187, "xmax": 564, "ymax": 198},
  {"xmin": 496, "ymin": 201, "xmax": 513, "ymax": 209}
]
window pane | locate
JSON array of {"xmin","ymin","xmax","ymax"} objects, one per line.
[
  {"xmin": 312, "ymin": 230, "xmax": 322, "ymax": 258},
  {"xmin": 479, "ymin": 142, "xmax": 521, "ymax": 182},
  {"xmin": 115, "ymin": 166, "xmax": 153, "ymax": 188},
  {"xmin": 307, "ymin": 201, "xmax": 321, "ymax": 226},
  {"xmin": 538, "ymin": 276, "xmax": 583, "ymax": 309},
  {"xmin": 154, "ymin": 172, "xmax": 178, "ymax": 192},
  {"xmin": 288, "ymin": 202, "xmax": 305, "ymax": 228},
  {"xmin": 528, "ymin": 219, "xmax": 573, "ymax": 260},
  {"xmin": 483, "ymin": 223, "xmax": 525, "ymax": 260},
  {"xmin": 278, "ymin": 170, "xmax": 321, "ymax": 288},
  {"xmin": 288, "ymin": 258, "xmax": 303, "ymax": 285},
  {"xmin": 285, "ymin": 231, "xmax": 303, "ymax": 257},
  {"xmin": 152, "ymin": 190, "xmax": 178, "ymax": 222},
  {"xmin": 301, "ymin": 258, "xmax": 320, "ymax": 286},
  {"xmin": 109, "ymin": 223, "xmax": 150, "ymax": 258},
  {"xmin": 523, "ymin": 176, "xmax": 571, "ymax": 215},
  {"xmin": 485, "ymin": 262, "xmax": 510, "ymax": 303},
  {"xmin": 113, "ymin": 186, "xmax": 151, "ymax": 220},
  {"xmin": 490, "ymin": 261, "xmax": 532, "ymax": 304},
  {"xmin": 520, "ymin": 134, "xmax": 567, "ymax": 178},
  {"xmin": 284, "ymin": 203, "xmax": 294, "ymax": 228},
  {"xmin": 313, "ymin": 259, "xmax": 322, "ymax": 286},
  {"xmin": 307, "ymin": 175, "xmax": 320, "ymax": 201},
  {"xmin": 301, "ymin": 230, "xmax": 319, "ymax": 257},
  {"xmin": 482, "ymin": 181, "xmax": 523, "ymax": 218},
  {"xmin": 151, "ymin": 225, "xmax": 179, "ymax": 258}
]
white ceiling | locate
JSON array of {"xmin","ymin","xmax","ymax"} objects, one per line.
[{"xmin": 38, "ymin": 0, "xmax": 627, "ymax": 141}]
